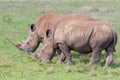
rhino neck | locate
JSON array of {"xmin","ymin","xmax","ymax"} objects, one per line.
[{"xmin": 50, "ymin": 20, "xmax": 62, "ymax": 48}]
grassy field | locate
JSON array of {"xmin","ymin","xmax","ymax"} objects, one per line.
[{"xmin": 0, "ymin": 0, "xmax": 120, "ymax": 80}]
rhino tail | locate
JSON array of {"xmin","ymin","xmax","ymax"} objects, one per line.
[{"xmin": 111, "ymin": 28, "xmax": 118, "ymax": 52}]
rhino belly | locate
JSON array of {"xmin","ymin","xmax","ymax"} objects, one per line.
[
  {"xmin": 68, "ymin": 42, "xmax": 92, "ymax": 53},
  {"xmin": 74, "ymin": 45, "xmax": 92, "ymax": 53}
]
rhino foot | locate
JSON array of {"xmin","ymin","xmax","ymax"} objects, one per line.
[
  {"xmin": 66, "ymin": 61, "xmax": 73, "ymax": 65},
  {"xmin": 56, "ymin": 60, "xmax": 65, "ymax": 64}
]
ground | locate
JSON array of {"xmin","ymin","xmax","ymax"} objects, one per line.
[{"xmin": 0, "ymin": 0, "xmax": 120, "ymax": 80}]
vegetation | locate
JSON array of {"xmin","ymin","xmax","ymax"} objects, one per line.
[{"xmin": 0, "ymin": 0, "xmax": 120, "ymax": 80}]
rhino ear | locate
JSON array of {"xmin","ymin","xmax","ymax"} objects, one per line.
[
  {"xmin": 46, "ymin": 29, "xmax": 52, "ymax": 38},
  {"xmin": 30, "ymin": 24, "xmax": 35, "ymax": 32}
]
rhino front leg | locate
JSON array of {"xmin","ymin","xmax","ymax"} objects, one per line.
[
  {"xmin": 87, "ymin": 49, "xmax": 101, "ymax": 67},
  {"xmin": 56, "ymin": 49, "xmax": 61, "ymax": 55},
  {"xmin": 58, "ymin": 43, "xmax": 72, "ymax": 65},
  {"xmin": 57, "ymin": 52, "xmax": 66, "ymax": 64}
]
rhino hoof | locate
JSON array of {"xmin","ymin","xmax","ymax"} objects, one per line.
[
  {"xmin": 66, "ymin": 61, "xmax": 73, "ymax": 65},
  {"xmin": 86, "ymin": 63, "xmax": 93, "ymax": 68},
  {"xmin": 56, "ymin": 61, "xmax": 65, "ymax": 64}
]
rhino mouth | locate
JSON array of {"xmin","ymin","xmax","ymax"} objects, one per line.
[
  {"xmin": 23, "ymin": 49, "xmax": 33, "ymax": 55},
  {"xmin": 20, "ymin": 50, "xmax": 32, "ymax": 55}
]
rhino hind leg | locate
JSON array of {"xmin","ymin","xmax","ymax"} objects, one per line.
[
  {"xmin": 105, "ymin": 37, "xmax": 116, "ymax": 67},
  {"xmin": 105, "ymin": 49, "xmax": 114, "ymax": 67},
  {"xmin": 58, "ymin": 43, "xmax": 72, "ymax": 65},
  {"xmin": 86, "ymin": 49, "xmax": 101, "ymax": 67}
]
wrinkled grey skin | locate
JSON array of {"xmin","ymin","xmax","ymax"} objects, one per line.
[{"xmin": 37, "ymin": 19, "xmax": 117, "ymax": 67}]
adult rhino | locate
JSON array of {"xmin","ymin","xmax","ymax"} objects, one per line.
[
  {"xmin": 9, "ymin": 13, "xmax": 95, "ymax": 54},
  {"xmin": 36, "ymin": 18, "xmax": 117, "ymax": 67}
]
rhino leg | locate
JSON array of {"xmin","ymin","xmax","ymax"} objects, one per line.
[
  {"xmin": 87, "ymin": 49, "xmax": 101, "ymax": 67},
  {"xmin": 58, "ymin": 43, "xmax": 72, "ymax": 65},
  {"xmin": 56, "ymin": 49, "xmax": 61, "ymax": 55},
  {"xmin": 57, "ymin": 52, "xmax": 66, "ymax": 64},
  {"xmin": 105, "ymin": 49, "xmax": 114, "ymax": 67}
]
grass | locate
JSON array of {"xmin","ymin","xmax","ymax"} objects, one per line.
[{"xmin": 0, "ymin": 0, "xmax": 120, "ymax": 80}]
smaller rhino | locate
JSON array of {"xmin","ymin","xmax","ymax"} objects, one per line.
[{"xmin": 36, "ymin": 18, "xmax": 117, "ymax": 67}]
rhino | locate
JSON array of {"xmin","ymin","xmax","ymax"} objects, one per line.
[
  {"xmin": 17, "ymin": 13, "xmax": 95, "ymax": 53},
  {"xmin": 36, "ymin": 18, "xmax": 117, "ymax": 67},
  {"xmin": 8, "ymin": 13, "xmax": 95, "ymax": 54}
]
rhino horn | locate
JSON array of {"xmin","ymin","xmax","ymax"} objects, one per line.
[{"xmin": 6, "ymin": 38, "xmax": 23, "ymax": 50}]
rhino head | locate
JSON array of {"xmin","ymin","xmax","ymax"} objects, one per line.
[
  {"xmin": 8, "ymin": 24, "xmax": 41, "ymax": 54},
  {"xmin": 36, "ymin": 29, "xmax": 56, "ymax": 62}
]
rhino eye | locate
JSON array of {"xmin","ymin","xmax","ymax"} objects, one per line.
[{"xmin": 26, "ymin": 42, "xmax": 29, "ymax": 44}]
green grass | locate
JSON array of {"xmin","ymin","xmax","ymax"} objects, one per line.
[{"xmin": 0, "ymin": 0, "xmax": 120, "ymax": 80}]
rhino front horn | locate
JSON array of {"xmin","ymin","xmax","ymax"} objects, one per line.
[{"xmin": 6, "ymin": 38, "xmax": 22, "ymax": 50}]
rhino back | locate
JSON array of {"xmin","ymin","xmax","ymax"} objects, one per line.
[
  {"xmin": 35, "ymin": 13, "xmax": 95, "ymax": 41},
  {"xmin": 36, "ymin": 13, "xmax": 62, "ymax": 38}
]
